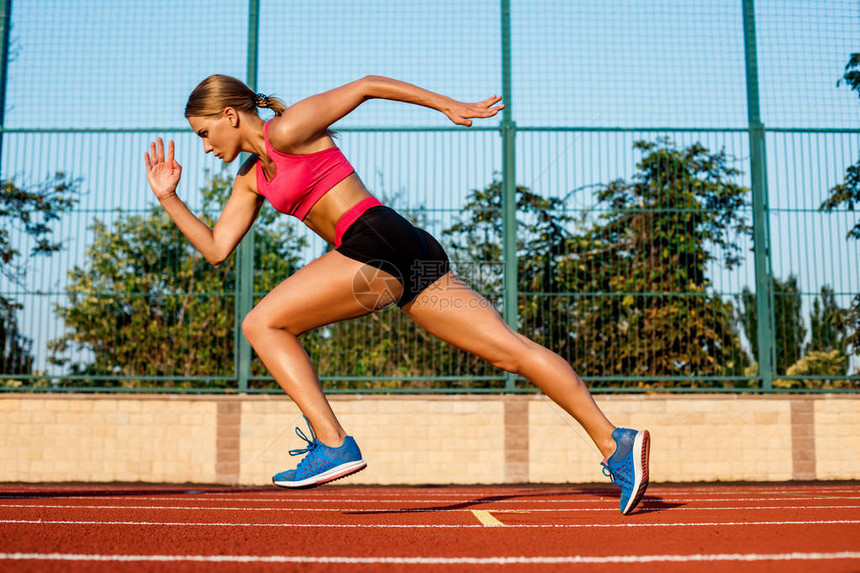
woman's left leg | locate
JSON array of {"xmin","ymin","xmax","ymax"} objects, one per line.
[{"xmin": 402, "ymin": 271, "xmax": 617, "ymax": 458}]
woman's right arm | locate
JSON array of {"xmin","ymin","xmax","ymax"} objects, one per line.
[{"xmin": 145, "ymin": 138, "xmax": 263, "ymax": 265}]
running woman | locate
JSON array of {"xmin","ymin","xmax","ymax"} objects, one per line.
[{"xmin": 144, "ymin": 75, "xmax": 650, "ymax": 514}]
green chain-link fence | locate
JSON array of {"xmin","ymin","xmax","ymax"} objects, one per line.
[{"xmin": 1, "ymin": 0, "xmax": 858, "ymax": 393}]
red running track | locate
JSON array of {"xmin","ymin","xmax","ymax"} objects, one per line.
[{"xmin": 0, "ymin": 482, "xmax": 858, "ymax": 572}]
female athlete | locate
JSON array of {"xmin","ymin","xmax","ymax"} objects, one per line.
[{"xmin": 144, "ymin": 74, "xmax": 650, "ymax": 514}]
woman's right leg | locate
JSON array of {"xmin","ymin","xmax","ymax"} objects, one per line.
[
  {"xmin": 402, "ymin": 272, "xmax": 617, "ymax": 457},
  {"xmin": 241, "ymin": 249, "xmax": 403, "ymax": 447}
]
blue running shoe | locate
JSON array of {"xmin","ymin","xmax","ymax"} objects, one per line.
[
  {"xmin": 272, "ymin": 418, "xmax": 366, "ymax": 489},
  {"xmin": 601, "ymin": 427, "xmax": 650, "ymax": 515}
]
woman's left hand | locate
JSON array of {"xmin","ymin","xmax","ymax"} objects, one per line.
[{"xmin": 444, "ymin": 95, "xmax": 504, "ymax": 127}]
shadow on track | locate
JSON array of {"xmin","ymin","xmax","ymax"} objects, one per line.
[{"xmin": 344, "ymin": 486, "xmax": 685, "ymax": 517}]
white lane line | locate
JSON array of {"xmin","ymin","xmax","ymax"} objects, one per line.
[
  {"xmin": 0, "ymin": 551, "xmax": 858, "ymax": 564},
  {"xmin": 1, "ymin": 503, "xmax": 857, "ymax": 513},
  {"xmin": 1, "ymin": 518, "xmax": 858, "ymax": 528}
]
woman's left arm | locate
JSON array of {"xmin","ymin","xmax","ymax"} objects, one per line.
[{"xmin": 271, "ymin": 76, "xmax": 504, "ymax": 147}]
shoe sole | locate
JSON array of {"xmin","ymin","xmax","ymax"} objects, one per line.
[
  {"xmin": 621, "ymin": 430, "xmax": 650, "ymax": 515},
  {"xmin": 272, "ymin": 460, "xmax": 367, "ymax": 489}
]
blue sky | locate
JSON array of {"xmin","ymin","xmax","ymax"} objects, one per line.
[
  {"xmin": 5, "ymin": 0, "xmax": 858, "ymax": 129},
  {"xmin": 2, "ymin": 0, "xmax": 859, "ymax": 374}
]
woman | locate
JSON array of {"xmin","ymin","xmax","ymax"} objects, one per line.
[{"xmin": 144, "ymin": 74, "xmax": 650, "ymax": 514}]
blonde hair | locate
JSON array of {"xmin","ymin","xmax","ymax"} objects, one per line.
[{"xmin": 184, "ymin": 74, "xmax": 286, "ymax": 118}]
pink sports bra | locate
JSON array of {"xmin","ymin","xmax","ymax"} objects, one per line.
[{"xmin": 255, "ymin": 121, "xmax": 355, "ymax": 220}]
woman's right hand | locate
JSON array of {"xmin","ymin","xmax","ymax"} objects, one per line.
[
  {"xmin": 442, "ymin": 95, "xmax": 504, "ymax": 127},
  {"xmin": 144, "ymin": 137, "xmax": 183, "ymax": 201}
]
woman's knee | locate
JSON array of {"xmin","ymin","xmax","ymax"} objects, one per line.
[
  {"xmin": 487, "ymin": 336, "xmax": 539, "ymax": 374},
  {"xmin": 242, "ymin": 305, "xmax": 303, "ymax": 343},
  {"xmin": 241, "ymin": 307, "xmax": 284, "ymax": 343},
  {"xmin": 241, "ymin": 308, "xmax": 264, "ymax": 343}
]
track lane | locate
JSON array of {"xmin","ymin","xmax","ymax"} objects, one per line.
[{"xmin": 0, "ymin": 484, "xmax": 858, "ymax": 573}]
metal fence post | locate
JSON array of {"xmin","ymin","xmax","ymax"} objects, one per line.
[
  {"xmin": 500, "ymin": 0, "xmax": 518, "ymax": 391},
  {"xmin": 234, "ymin": 0, "xmax": 260, "ymax": 393},
  {"xmin": 742, "ymin": 0, "xmax": 775, "ymax": 390},
  {"xmin": 0, "ymin": 0, "xmax": 13, "ymax": 166}
]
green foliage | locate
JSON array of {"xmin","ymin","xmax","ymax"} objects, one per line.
[
  {"xmin": 742, "ymin": 282, "xmax": 856, "ymax": 386},
  {"xmin": 841, "ymin": 299, "xmax": 860, "ymax": 364},
  {"xmin": 49, "ymin": 168, "xmax": 306, "ymax": 386},
  {"xmin": 594, "ymin": 140, "xmax": 751, "ymax": 272},
  {"xmin": 0, "ymin": 297, "xmax": 33, "ymax": 375},
  {"xmin": 570, "ymin": 139, "xmax": 750, "ymax": 385},
  {"xmin": 819, "ymin": 53, "xmax": 860, "ymax": 357},
  {"xmin": 0, "ymin": 173, "xmax": 79, "ymax": 375},
  {"xmin": 49, "ymin": 208, "xmax": 234, "ymax": 382},
  {"xmin": 445, "ymin": 139, "xmax": 751, "ymax": 387},
  {"xmin": 445, "ymin": 177, "xmax": 593, "ymax": 369},
  {"xmin": 820, "ymin": 161, "xmax": 860, "ymax": 242},
  {"xmin": 836, "ymin": 53, "xmax": 860, "ymax": 95},
  {"xmin": 821, "ymin": 52, "xmax": 860, "ymax": 241},
  {"xmin": 808, "ymin": 285, "xmax": 848, "ymax": 356},
  {"xmin": 738, "ymin": 275, "xmax": 806, "ymax": 374},
  {"xmin": 0, "ymin": 173, "xmax": 79, "ymax": 277},
  {"xmin": 445, "ymin": 178, "xmax": 578, "ymax": 296},
  {"xmin": 777, "ymin": 350, "xmax": 850, "ymax": 389}
]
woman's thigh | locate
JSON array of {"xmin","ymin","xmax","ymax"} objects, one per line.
[
  {"xmin": 247, "ymin": 249, "xmax": 404, "ymax": 336},
  {"xmin": 401, "ymin": 272, "xmax": 533, "ymax": 368}
]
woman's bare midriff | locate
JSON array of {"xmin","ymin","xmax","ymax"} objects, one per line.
[{"xmin": 301, "ymin": 173, "xmax": 375, "ymax": 244}]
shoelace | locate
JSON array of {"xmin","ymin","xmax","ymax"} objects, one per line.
[
  {"xmin": 601, "ymin": 459, "xmax": 631, "ymax": 488},
  {"xmin": 601, "ymin": 460, "xmax": 616, "ymax": 483},
  {"xmin": 288, "ymin": 424, "xmax": 320, "ymax": 474}
]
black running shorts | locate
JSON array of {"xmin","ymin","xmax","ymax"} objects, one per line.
[{"xmin": 335, "ymin": 205, "xmax": 451, "ymax": 307}]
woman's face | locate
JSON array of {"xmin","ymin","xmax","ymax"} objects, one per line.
[{"xmin": 188, "ymin": 112, "xmax": 241, "ymax": 162}]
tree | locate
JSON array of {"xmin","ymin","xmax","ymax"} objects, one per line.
[
  {"xmin": 820, "ymin": 53, "xmax": 860, "ymax": 360},
  {"xmin": 566, "ymin": 140, "xmax": 750, "ymax": 385},
  {"xmin": 783, "ymin": 285, "xmax": 851, "ymax": 387},
  {"xmin": 784, "ymin": 350, "xmax": 849, "ymax": 388},
  {"xmin": 808, "ymin": 285, "xmax": 848, "ymax": 356},
  {"xmin": 738, "ymin": 275, "xmax": 806, "ymax": 375},
  {"xmin": 0, "ymin": 173, "xmax": 79, "ymax": 375},
  {"xmin": 740, "ymin": 282, "xmax": 854, "ymax": 387},
  {"xmin": 49, "ymin": 169, "xmax": 305, "ymax": 386},
  {"xmin": 443, "ymin": 140, "xmax": 751, "ymax": 388},
  {"xmin": 0, "ymin": 298, "xmax": 33, "ymax": 375}
]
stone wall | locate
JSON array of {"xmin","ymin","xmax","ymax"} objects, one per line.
[{"xmin": 2, "ymin": 393, "xmax": 857, "ymax": 485}]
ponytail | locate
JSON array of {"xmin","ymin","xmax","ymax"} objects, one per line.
[{"xmin": 254, "ymin": 92, "xmax": 287, "ymax": 116}]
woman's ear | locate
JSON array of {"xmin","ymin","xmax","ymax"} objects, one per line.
[{"xmin": 224, "ymin": 107, "xmax": 239, "ymax": 128}]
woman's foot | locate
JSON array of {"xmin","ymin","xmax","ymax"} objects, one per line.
[
  {"xmin": 272, "ymin": 418, "xmax": 366, "ymax": 488},
  {"xmin": 601, "ymin": 427, "xmax": 651, "ymax": 514}
]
